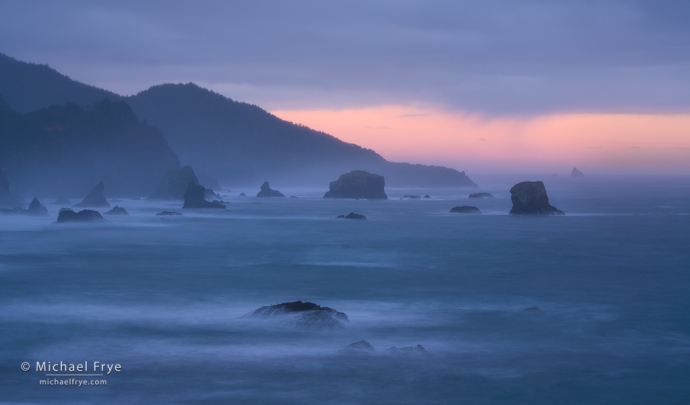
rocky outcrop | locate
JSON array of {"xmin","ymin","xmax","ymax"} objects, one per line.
[
  {"xmin": 571, "ymin": 167, "xmax": 585, "ymax": 177},
  {"xmin": 56, "ymin": 209, "xmax": 104, "ymax": 223},
  {"xmin": 73, "ymin": 181, "xmax": 110, "ymax": 208},
  {"xmin": 509, "ymin": 181, "xmax": 564, "ymax": 215},
  {"xmin": 341, "ymin": 340, "xmax": 375, "ymax": 354},
  {"xmin": 50, "ymin": 195, "xmax": 71, "ymax": 205},
  {"xmin": 450, "ymin": 206, "xmax": 480, "ymax": 213},
  {"xmin": 0, "ymin": 168, "xmax": 23, "ymax": 209},
  {"xmin": 148, "ymin": 166, "xmax": 199, "ymax": 200},
  {"xmin": 247, "ymin": 301, "xmax": 349, "ymax": 330},
  {"xmin": 104, "ymin": 206, "xmax": 128, "ymax": 215},
  {"xmin": 336, "ymin": 212, "xmax": 367, "ymax": 220},
  {"xmin": 323, "ymin": 170, "xmax": 387, "ymax": 200},
  {"xmin": 469, "ymin": 192, "xmax": 493, "ymax": 199},
  {"xmin": 27, "ymin": 198, "xmax": 48, "ymax": 215},
  {"xmin": 401, "ymin": 195, "xmax": 421, "ymax": 200},
  {"xmin": 387, "ymin": 345, "xmax": 428, "ymax": 355},
  {"xmin": 182, "ymin": 183, "xmax": 226, "ymax": 209},
  {"xmin": 256, "ymin": 181, "xmax": 285, "ymax": 198}
]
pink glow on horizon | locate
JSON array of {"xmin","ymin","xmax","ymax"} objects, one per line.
[{"xmin": 272, "ymin": 106, "xmax": 690, "ymax": 174}]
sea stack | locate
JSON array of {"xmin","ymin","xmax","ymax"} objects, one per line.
[
  {"xmin": 182, "ymin": 183, "xmax": 226, "ymax": 209},
  {"xmin": 256, "ymin": 181, "xmax": 285, "ymax": 198},
  {"xmin": 323, "ymin": 170, "xmax": 388, "ymax": 200},
  {"xmin": 148, "ymin": 166, "xmax": 199, "ymax": 200},
  {"xmin": 509, "ymin": 181, "xmax": 564, "ymax": 215},
  {"xmin": 27, "ymin": 198, "xmax": 48, "ymax": 216},
  {"xmin": 56, "ymin": 209, "xmax": 105, "ymax": 223},
  {"xmin": 571, "ymin": 167, "xmax": 585, "ymax": 178},
  {"xmin": 73, "ymin": 181, "xmax": 110, "ymax": 208}
]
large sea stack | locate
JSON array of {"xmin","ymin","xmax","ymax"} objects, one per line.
[
  {"xmin": 256, "ymin": 181, "xmax": 285, "ymax": 198},
  {"xmin": 182, "ymin": 183, "xmax": 226, "ymax": 209},
  {"xmin": 323, "ymin": 170, "xmax": 388, "ymax": 200},
  {"xmin": 148, "ymin": 166, "xmax": 199, "ymax": 200},
  {"xmin": 509, "ymin": 181, "xmax": 564, "ymax": 215},
  {"xmin": 73, "ymin": 181, "xmax": 110, "ymax": 208}
]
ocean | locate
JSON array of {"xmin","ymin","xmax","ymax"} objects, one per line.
[{"xmin": 1, "ymin": 175, "xmax": 689, "ymax": 404}]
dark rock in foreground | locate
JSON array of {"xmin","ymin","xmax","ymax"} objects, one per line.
[
  {"xmin": 183, "ymin": 183, "xmax": 226, "ymax": 209},
  {"xmin": 73, "ymin": 181, "xmax": 110, "ymax": 208},
  {"xmin": 524, "ymin": 307, "xmax": 544, "ymax": 313},
  {"xmin": 51, "ymin": 195, "xmax": 71, "ymax": 205},
  {"xmin": 450, "ymin": 206, "xmax": 480, "ymax": 213},
  {"xmin": 27, "ymin": 198, "xmax": 48, "ymax": 216},
  {"xmin": 56, "ymin": 209, "xmax": 104, "ymax": 223},
  {"xmin": 157, "ymin": 211, "xmax": 182, "ymax": 216},
  {"xmin": 401, "ymin": 195, "xmax": 421, "ymax": 200},
  {"xmin": 336, "ymin": 212, "xmax": 367, "ymax": 220},
  {"xmin": 387, "ymin": 345, "xmax": 428, "ymax": 355},
  {"xmin": 469, "ymin": 192, "xmax": 493, "ymax": 199},
  {"xmin": 148, "ymin": 166, "xmax": 199, "ymax": 200},
  {"xmin": 571, "ymin": 167, "xmax": 585, "ymax": 178},
  {"xmin": 323, "ymin": 170, "xmax": 388, "ymax": 200},
  {"xmin": 104, "ymin": 206, "xmax": 129, "ymax": 215},
  {"xmin": 256, "ymin": 181, "xmax": 285, "ymax": 198},
  {"xmin": 341, "ymin": 340, "xmax": 375, "ymax": 354},
  {"xmin": 248, "ymin": 301, "xmax": 349, "ymax": 330},
  {"xmin": 509, "ymin": 181, "xmax": 564, "ymax": 215}
]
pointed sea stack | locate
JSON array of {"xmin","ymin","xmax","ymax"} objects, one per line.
[
  {"xmin": 148, "ymin": 166, "xmax": 199, "ymax": 200},
  {"xmin": 182, "ymin": 183, "xmax": 226, "ymax": 209},
  {"xmin": 509, "ymin": 181, "xmax": 564, "ymax": 215},
  {"xmin": 323, "ymin": 170, "xmax": 387, "ymax": 200},
  {"xmin": 571, "ymin": 167, "xmax": 585, "ymax": 178},
  {"xmin": 27, "ymin": 198, "xmax": 48, "ymax": 216},
  {"xmin": 73, "ymin": 181, "xmax": 110, "ymax": 208}
]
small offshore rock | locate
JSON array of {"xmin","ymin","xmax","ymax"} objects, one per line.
[
  {"xmin": 27, "ymin": 198, "xmax": 48, "ymax": 216},
  {"xmin": 571, "ymin": 167, "xmax": 585, "ymax": 178},
  {"xmin": 450, "ymin": 206, "xmax": 480, "ymax": 213},
  {"xmin": 387, "ymin": 344, "xmax": 428, "ymax": 355},
  {"xmin": 290, "ymin": 195, "xmax": 298, "ymax": 198},
  {"xmin": 336, "ymin": 212, "xmax": 367, "ymax": 220},
  {"xmin": 248, "ymin": 301, "xmax": 349, "ymax": 330},
  {"xmin": 323, "ymin": 170, "xmax": 388, "ymax": 200},
  {"xmin": 400, "ymin": 195, "xmax": 421, "ymax": 200},
  {"xmin": 239, "ymin": 192, "xmax": 246, "ymax": 197},
  {"xmin": 104, "ymin": 206, "xmax": 129, "ymax": 215},
  {"xmin": 469, "ymin": 192, "xmax": 493, "ymax": 199},
  {"xmin": 256, "ymin": 181, "xmax": 285, "ymax": 198},
  {"xmin": 51, "ymin": 195, "xmax": 71, "ymax": 205},
  {"xmin": 341, "ymin": 340, "xmax": 375, "ymax": 354},
  {"xmin": 423, "ymin": 194, "xmax": 431, "ymax": 199},
  {"xmin": 56, "ymin": 209, "xmax": 104, "ymax": 223},
  {"xmin": 157, "ymin": 211, "xmax": 182, "ymax": 216}
]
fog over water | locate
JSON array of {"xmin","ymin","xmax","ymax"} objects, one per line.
[{"xmin": 1, "ymin": 175, "xmax": 689, "ymax": 404}]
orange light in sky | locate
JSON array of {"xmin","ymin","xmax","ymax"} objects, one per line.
[{"xmin": 272, "ymin": 106, "xmax": 690, "ymax": 174}]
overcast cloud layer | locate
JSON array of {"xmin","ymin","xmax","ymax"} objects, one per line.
[{"xmin": 1, "ymin": 0, "xmax": 689, "ymax": 116}]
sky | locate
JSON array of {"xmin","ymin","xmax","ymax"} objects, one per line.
[{"xmin": 1, "ymin": 0, "xmax": 689, "ymax": 174}]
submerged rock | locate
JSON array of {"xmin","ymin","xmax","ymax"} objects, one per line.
[
  {"xmin": 56, "ymin": 209, "xmax": 104, "ymax": 223},
  {"xmin": 341, "ymin": 340, "xmax": 375, "ymax": 354},
  {"xmin": 524, "ymin": 307, "xmax": 544, "ymax": 313},
  {"xmin": 104, "ymin": 206, "xmax": 129, "ymax": 215},
  {"xmin": 336, "ymin": 212, "xmax": 367, "ymax": 220},
  {"xmin": 248, "ymin": 301, "xmax": 349, "ymax": 330},
  {"xmin": 256, "ymin": 181, "xmax": 285, "ymax": 198},
  {"xmin": 387, "ymin": 344, "xmax": 428, "ymax": 355},
  {"xmin": 450, "ymin": 206, "xmax": 480, "ymax": 213},
  {"xmin": 51, "ymin": 195, "xmax": 71, "ymax": 205},
  {"xmin": 27, "ymin": 198, "xmax": 48, "ymax": 216},
  {"xmin": 148, "ymin": 166, "xmax": 199, "ymax": 200},
  {"xmin": 323, "ymin": 170, "xmax": 388, "ymax": 200},
  {"xmin": 469, "ymin": 192, "xmax": 493, "ymax": 199},
  {"xmin": 571, "ymin": 167, "xmax": 585, "ymax": 178},
  {"xmin": 156, "ymin": 211, "xmax": 182, "ymax": 216},
  {"xmin": 73, "ymin": 181, "xmax": 110, "ymax": 208},
  {"xmin": 183, "ymin": 183, "xmax": 226, "ymax": 209},
  {"xmin": 401, "ymin": 195, "xmax": 421, "ymax": 200},
  {"xmin": 509, "ymin": 181, "xmax": 564, "ymax": 215}
]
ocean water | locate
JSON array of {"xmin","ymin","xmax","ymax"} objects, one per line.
[{"xmin": 1, "ymin": 175, "xmax": 689, "ymax": 404}]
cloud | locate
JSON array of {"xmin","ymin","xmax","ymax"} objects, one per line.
[{"xmin": 1, "ymin": 0, "xmax": 689, "ymax": 115}]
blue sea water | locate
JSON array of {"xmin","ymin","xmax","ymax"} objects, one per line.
[{"xmin": 0, "ymin": 175, "xmax": 689, "ymax": 404}]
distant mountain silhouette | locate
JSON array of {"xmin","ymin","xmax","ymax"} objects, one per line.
[
  {"xmin": 0, "ymin": 98, "xmax": 180, "ymax": 196},
  {"xmin": 0, "ymin": 53, "xmax": 120, "ymax": 114},
  {"xmin": 0, "ymin": 52, "xmax": 476, "ymax": 187}
]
